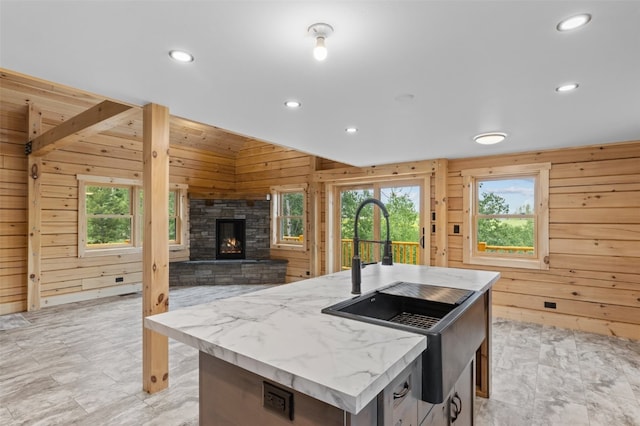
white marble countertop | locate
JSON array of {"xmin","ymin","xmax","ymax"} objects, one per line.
[{"xmin": 145, "ymin": 264, "xmax": 500, "ymax": 414}]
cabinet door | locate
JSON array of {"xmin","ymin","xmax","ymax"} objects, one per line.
[
  {"xmin": 419, "ymin": 401, "xmax": 449, "ymax": 426},
  {"xmin": 450, "ymin": 361, "xmax": 473, "ymax": 425}
]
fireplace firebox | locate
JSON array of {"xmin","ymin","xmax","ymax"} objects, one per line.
[{"xmin": 216, "ymin": 219, "xmax": 246, "ymax": 260}]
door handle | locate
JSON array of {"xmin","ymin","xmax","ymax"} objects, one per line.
[
  {"xmin": 393, "ymin": 381, "xmax": 410, "ymax": 400},
  {"xmin": 419, "ymin": 227, "xmax": 425, "ymax": 249}
]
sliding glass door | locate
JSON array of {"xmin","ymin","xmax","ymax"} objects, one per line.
[{"xmin": 337, "ymin": 179, "xmax": 426, "ymax": 270}]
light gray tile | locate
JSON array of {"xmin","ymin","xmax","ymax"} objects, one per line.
[
  {"xmin": 574, "ymin": 330, "xmax": 614, "ymax": 354},
  {"xmin": 0, "ymin": 406, "xmax": 14, "ymax": 425},
  {"xmin": 506, "ymin": 322, "xmax": 543, "ymax": 350},
  {"xmin": 491, "ymin": 366, "xmax": 537, "ymax": 406},
  {"xmin": 531, "ymin": 399, "xmax": 589, "ymax": 426},
  {"xmin": 475, "ymin": 396, "xmax": 533, "ymax": 426},
  {"xmin": 579, "ymin": 350, "xmax": 635, "ymax": 400},
  {"xmin": 0, "ymin": 313, "xmax": 31, "ymax": 331},
  {"xmin": 539, "ymin": 342, "xmax": 580, "ymax": 374},
  {"xmin": 535, "ymin": 364, "xmax": 585, "ymax": 404},
  {"xmin": 541, "ymin": 325, "xmax": 576, "ymax": 350},
  {"xmin": 585, "ymin": 389, "xmax": 640, "ymax": 426},
  {"xmin": 496, "ymin": 344, "xmax": 540, "ymax": 371},
  {"xmin": 2, "ymin": 285, "xmax": 639, "ymax": 425}
]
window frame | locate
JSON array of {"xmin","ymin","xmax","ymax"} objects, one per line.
[
  {"xmin": 461, "ymin": 163, "xmax": 550, "ymax": 270},
  {"xmin": 77, "ymin": 175, "xmax": 188, "ymax": 257},
  {"xmin": 270, "ymin": 184, "xmax": 307, "ymax": 251}
]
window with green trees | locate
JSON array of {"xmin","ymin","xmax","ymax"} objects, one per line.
[
  {"xmin": 476, "ymin": 178, "xmax": 536, "ymax": 254},
  {"xmin": 78, "ymin": 176, "xmax": 187, "ymax": 257},
  {"xmin": 86, "ymin": 185, "xmax": 134, "ymax": 246},
  {"xmin": 271, "ymin": 186, "xmax": 306, "ymax": 247},
  {"xmin": 462, "ymin": 163, "xmax": 550, "ymax": 270},
  {"xmin": 339, "ymin": 184, "xmax": 421, "ymax": 266},
  {"xmin": 340, "ymin": 187, "xmax": 419, "ymax": 243}
]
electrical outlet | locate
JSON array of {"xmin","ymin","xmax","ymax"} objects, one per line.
[
  {"xmin": 115, "ymin": 276, "xmax": 124, "ymax": 283},
  {"xmin": 453, "ymin": 225, "xmax": 460, "ymax": 234},
  {"xmin": 263, "ymin": 382, "xmax": 293, "ymax": 420},
  {"xmin": 544, "ymin": 301, "xmax": 557, "ymax": 309}
]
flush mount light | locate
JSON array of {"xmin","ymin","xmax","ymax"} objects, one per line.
[
  {"xmin": 345, "ymin": 127, "xmax": 358, "ymax": 134},
  {"xmin": 308, "ymin": 23, "xmax": 334, "ymax": 61},
  {"xmin": 284, "ymin": 100, "xmax": 301, "ymax": 108},
  {"xmin": 169, "ymin": 50, "xmax": 194, "ymax": 63},
  {"xmin": 474, "ymin": 132, "xmax": 507, "ymax": 145},
  {"xmin": 556, "ymin": 82, "xmax": 579, "ymax": 92},
  {"xmin": 556, "ymin": 13, "xmax": 591, "ymax": 31}
]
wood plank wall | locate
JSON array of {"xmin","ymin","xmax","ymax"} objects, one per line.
[
  {"xmin": 0, "ymin": 71, "xmax": 238, "ymax": 313},
  {"xmin": 2, "ymin": 70, "xmax": 639, "ymax": 341},
  {"xmin": 0, "ymin": 92, "xmax": 28, "ymax": 313},
  {"xmin": 235, "ymin": 141, "xmax": 317, "ymax": 282},
  {"xmin": 447, "ymin": 141, "xmax": 640, "ymax": 339}
]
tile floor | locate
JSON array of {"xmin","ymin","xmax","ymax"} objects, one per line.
[{"xmin": 1, "ymin": 285, "xmax": 639, "ymax": 425}]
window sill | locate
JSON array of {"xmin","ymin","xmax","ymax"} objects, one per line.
[
  {"xmin": 464, "ymin": 255, "xmax": 549, "ymax": 270},
  {"xmin": 81, "ymin": 244, "xmax": 186, "ymax": 257},
  {"xmin": 271, "ymin": 243, "xmax": 306, "ymax": 252},
  {"xmin": 81, "ymin": 247, "xmax": 142, "ymax": 258}
]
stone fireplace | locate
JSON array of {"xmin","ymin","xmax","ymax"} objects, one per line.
[
  {"xmin": 189, "ymin": 199, "xmax": 270, "ymax": 261},
  {"xmin": 169, "ymin": 199, "xmax": 287, "ymax": 286}
]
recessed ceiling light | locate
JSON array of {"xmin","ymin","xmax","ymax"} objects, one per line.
[
  {"xmin": 345, "ymin": 127, "xmax": 358, "ymax": 134},
  {"xmin": 556, "ymin": 83, "xmax": 579, "ymax": 92},
  {"xmin": 169, "ymin": 50, "xmax": 194, "ymax": 63},
  {"xmin": 395, "ymin": 93, "xmax": 415, "ymax": 103},
  {"xmin": 284, "ymin": 100, "xmax": 301, "ymax": 108},
  {"xmin": 556, "ymin": 13, "xmax": 591, "ymax": 31},
  {"xmin": 474, "ymin": 132, "xmax": 507, "ymax": 145}
]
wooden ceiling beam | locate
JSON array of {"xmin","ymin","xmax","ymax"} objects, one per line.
[{"xmin": 27, "ymin": 100, "xmax": 139, "ymax": 156}]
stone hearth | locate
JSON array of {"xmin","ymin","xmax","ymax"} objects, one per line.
[{"xmin": 170, "ymin": 199, "xmax": 287, "ymax": 285}]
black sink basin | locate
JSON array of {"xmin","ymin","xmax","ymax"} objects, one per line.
[{"xmin": 322, "ymin": 282, "xmax": 486, "ymax": 403}]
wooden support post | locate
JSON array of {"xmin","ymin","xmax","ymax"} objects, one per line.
[
  {"xmin": 308, "ymin": 157, "xmax": 322, "ymax": 277},
  {"xmin": 142, "ymin": 103, "xmax": 170, "ymax": 393},
  {"xmin": 434, "ymin": 159, "xmax": 448, "ymax": 267},
  {"xmin": 27, "ymin": 103, "xmax": 42, "ymax": 311},
  {"xmin": 476, "ymin": 289, "xmax": 492, "ymax": 398}
]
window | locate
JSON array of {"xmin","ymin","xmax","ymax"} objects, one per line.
[
  {"xmin": 271, "ymin": 185, "xmax": 306, "ymax": 249},
  {"xmin": 78, "ymin": 175, "xmax": 187, "ymax": 257},
  {"xmin": 85, "ymin": 185, "xmax": 135, "ymax": 248},
  {"xmin": 462, "ymin": 163, "xmax": 550, "ymax": 270}
]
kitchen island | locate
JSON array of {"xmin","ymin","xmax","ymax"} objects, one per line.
[{"xmin": 145, "ymin": 264, "xmax": 499, "ymax": 425}]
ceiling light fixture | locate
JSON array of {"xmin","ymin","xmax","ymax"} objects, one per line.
[
  {"xmin": 169, "ymin": 50, "xmax": 194, "ymax": 63},
  {"xmin": 284, "ymin": 100, "xmax": 301, "ymax": 108},
  {"xmin": 308, "ymin": 23, "xmax": 334, "ymax": 61},
  {"xmin": 345, "ymin": 127, "xmax": 358, "ymax": 134},
  {"xmin": 556, "ymin": 13, "xmax": 591, "ymax": 31},
  {"xmin": 474, "ymin": 132, "xmax": 507, "ymax": 145},
  {"xmin": 556, "ymin": 82, "xmax": 579, "ymax": 92}
]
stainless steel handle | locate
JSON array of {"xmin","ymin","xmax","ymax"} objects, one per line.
[
  {"xmin": 393, "ymin": 381, "xmax": 410, "ymax": 400},
  {"xmin": 450, "ymin": 392, "xmax": 462, "ymax": 422}
]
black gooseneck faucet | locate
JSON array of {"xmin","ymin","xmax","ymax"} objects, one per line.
[{"xmin": 351, "ymin": 198, "xmax": 393, "ymax": 295}]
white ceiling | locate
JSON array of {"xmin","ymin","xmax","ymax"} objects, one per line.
[{"xmin": 1, "ymin": 1, "xmax": 639, "ymax": 167}]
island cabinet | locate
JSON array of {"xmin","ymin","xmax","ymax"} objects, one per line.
[
  {"xmin": 145, "ymin": 264, "xmax": 499, "ymax": 426},
  {"xmin": 199, "ymin": 352, "xmax": 378, "ymax": 425},
  {"xmin": 199, "ymin": 351, "xmax": 475, "ymax": 426},
  {"xmin": 419, "ymin": 362, "xmax": 474, "ymax": 426}
]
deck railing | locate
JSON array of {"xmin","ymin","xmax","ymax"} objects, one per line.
[
  {"xmin": 341, "ymin": 239, "xmax": 420, "ymax": 269},
  {"xmin": 339, "ymin": 240, "xmax": 535, "ymax": 268}
]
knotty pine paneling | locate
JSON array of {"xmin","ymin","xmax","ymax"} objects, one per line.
[
  {"xmin": 0, "ymin": 100, "xmax": 28, "ymax": 313},
  {"xmin": 448, "ymin": 140, "xmax": 640, "ymax": 339},
  {"xmin": 0, "ymin": 70, "xmax": 239, "ymax": 312},
  {"xmin": 236, "ymin": 141, "xmax": 315, "ymax": 282}
]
